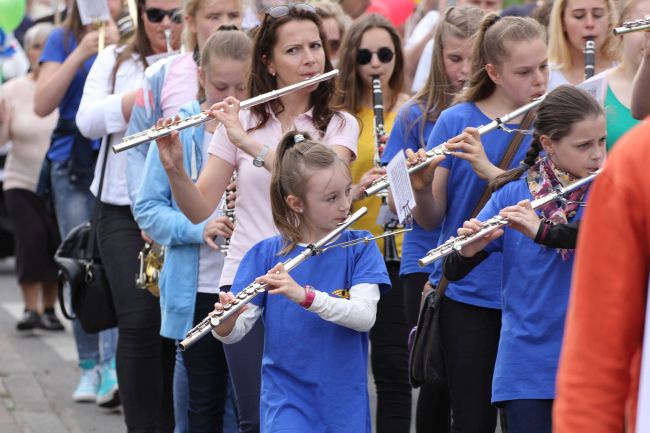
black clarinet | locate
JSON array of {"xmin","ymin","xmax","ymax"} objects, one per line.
[
  {"xmin": 584, "ymin": 37, "xmax": 596, "ymax": 80},
  {"xmin": 371, "ymin": 75, "xmax": 400, "ymax": 264}
]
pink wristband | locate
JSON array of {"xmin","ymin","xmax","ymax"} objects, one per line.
[{"xmin": 300, "ymin": 285, "xmax": 316, "ymax": 309}]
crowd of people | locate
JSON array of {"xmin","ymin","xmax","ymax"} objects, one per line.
[{"xmin": 0, "ymin": 0, "xmax": 649, "ymax": 432}]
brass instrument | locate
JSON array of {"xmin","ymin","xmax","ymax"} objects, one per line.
[
  {"xmin": 417, "ymin": 170, "xmax": 600, "ymax": 267},
  {"xmin": 114, "ymin": 70, "xmax": 340, "ymax": 153},
  {"xmin": 363, "ymin": 96, "xmax": 545, "ymax": 198},
  {"xmin": 179, "ymin": 206, "xmax": 369, "ymax": 350},
  {"xmin": 584, "ymin": 37, "xmax": 596, "ymax": 80},
  {"xmin": 613, "ymin": 17, "xmax": 650, "ymax": 35},
  {"xmin": 135, "ymin": 242, "xmax": 165, "ymax": 297}
]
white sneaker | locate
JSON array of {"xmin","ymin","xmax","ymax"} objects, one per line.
[{"xmin": 73, "ymin": 363, "xmax": 99, "ymax": 403}]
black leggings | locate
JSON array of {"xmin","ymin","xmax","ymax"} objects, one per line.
[
  {"xmin": 370, "ymin": 262, "xmax": 412, "ymax": 433},
  {"xmin": 439, "ymin": 295, "xmax": 501, "ymax": 433},
  {"xmin": 96, "ymin": 203, "xmax": 175, "ymax": 433},
  {"xmin": 403, "ymin": 272, "xmax": 450, "ymax": 433}
]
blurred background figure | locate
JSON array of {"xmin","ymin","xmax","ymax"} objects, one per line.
[
  {"xmin": 0, "ymin": 23, "xmax": 61, "ymax": 332},
  {"xmin": 313, "ymin": 0, "xmax": 351, "ymax": 67}
]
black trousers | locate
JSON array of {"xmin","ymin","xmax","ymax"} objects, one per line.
[
  {"xmin": 370, "ymin": 262, "xmax": 412, "ymax": 433},
  {"xmin": 403, "ymin": 272, "xmax": 451, "ymax": 433},
  {"xmin": 96, "ymin": 203, "xmax": 175, "ymax": 433},
  {"xmin": 182, "ymin": 293, "xmax": 229, "ymax": 433},
  {"xmin": 439, "ymin": 295, "xmax": 501, "ymax": 433}
]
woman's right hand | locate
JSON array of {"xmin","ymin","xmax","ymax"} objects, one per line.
[
  {"xmin": 208, "ymin": 97, "xmax": 249, "ymax": 148},
  {"xmin": 155, "ymin": 117, "xmax": 185, "ymax": 174},
  {"xmin": 456, "ymin": 218, "xmax": 503, "ymax": 258},
  {"xmin": 213, "ymin": 291, "xmax": 248, "ymax": 337},
  {"xmin": 405, "ymin": 148, "xmax": 444, "ymax": 192},
  {"xmin": 74, "ymin": 30, "xmax": 101, "ymax": 60}
]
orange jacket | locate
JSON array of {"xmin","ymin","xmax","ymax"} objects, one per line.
[{"xmin": 553, "ymin": 119, "xmax": 650, "ymax": 433}]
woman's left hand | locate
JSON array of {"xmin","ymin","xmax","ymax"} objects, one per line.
[
  {"xmin": 445, "ymin": 127, "xmax": 501, "ymax": 181},
  {"xmin": 499, "ymin": 200, "xmax": 542, "ymax": 240},
  {"xmin": 208, "ymin": 97, "xmax": 249, "ymax": 149},
  {"xmin": 257, "ymin": 263, "xmax": 307, "ymax": 304}
]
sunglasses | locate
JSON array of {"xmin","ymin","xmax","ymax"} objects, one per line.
[
  {"xmin": 357, "ymin": 47, "xmax": 394, "ymax": 65},
  {"xmin": 145, "ymin": 8, "xmax": 183, "ymax": 24},
  {"xmin": 266, "ymin": 3, "xmax": 317, "ymax": 19}
]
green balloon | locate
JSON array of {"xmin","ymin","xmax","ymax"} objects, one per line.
[{"xmin": 0, "ymin": 0, "xmax": 26, "ymax": 34}]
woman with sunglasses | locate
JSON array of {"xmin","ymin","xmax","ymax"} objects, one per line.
[
  {"xmin": 156, "ymin": 4, "xmax": 357, "ymax": 432},
  {"xmin": 333, "ymin": 13, "xmax": 411, "ymax": 433},
  {"xmin": 75, "ymin": 0, "xmax": 182, "ymax": 432},
  {"xmin": 33, "ymin": 0, "xmax": 121, "ymax": 408}
]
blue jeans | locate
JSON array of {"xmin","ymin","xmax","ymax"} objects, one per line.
[
  {"xmin": 503, "ymin": 399, "xmax": 553, "ymax": 433},
  {"xmin": 174, "ymin": 346, "xmax": 239, "ymax": 433},
  {"xmin": 49, "ymin": 158, "xmax": 118, "ymax": 367}
]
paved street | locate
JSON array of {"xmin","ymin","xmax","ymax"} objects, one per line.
[{"xmin": 0, "ymin": 258, "xmax": 124, "ymax": 433}]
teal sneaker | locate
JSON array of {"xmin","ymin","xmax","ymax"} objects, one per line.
[
  {"xmin": 73, "ymin": 360, "xmax": 99, "ymax": 403},
  {"xmin": 96, "ymin": 358, "xmax": 120, "ymax": 408}
]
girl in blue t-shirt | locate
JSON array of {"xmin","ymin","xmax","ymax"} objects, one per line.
[
  {"xmin": 408, "ymin": 13, "xmax": 549, "ymax": 433},
  {"xmin": 211, "ymin": 132, "xmax": 391, "ymax": 433},
  {"xmin": 381, "ymin": 5, "xmax": 485, "ymax": 432},
  {"xmin": 443, "ymin": 85, "xmax": 606, "ymax": 433}
]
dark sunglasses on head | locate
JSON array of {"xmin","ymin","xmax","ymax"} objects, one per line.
[
  {"xmin": 266, "ymin": 3, "xmax": 317, "ymax": 19},
  {"xmin": 145, "ymin": 7, "xmax": 183, "ymax": 24},
  {"xmin": 357, "ymin": 47, "xmax": 394, "ymax": 65}
]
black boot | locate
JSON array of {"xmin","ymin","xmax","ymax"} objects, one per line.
[{"xmin": 16, "ymin": 309, "xmax": 40, "ymax": 331}]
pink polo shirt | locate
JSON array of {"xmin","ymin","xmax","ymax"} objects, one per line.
[{"xmin": 208, "ymin": 108, "xmax": 359, "ymax": 287}]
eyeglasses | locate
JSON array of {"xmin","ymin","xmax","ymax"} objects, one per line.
[
  {"xmin": 145, "ymin": 8, "xmax": 183, "ymax": 24},
  {"xmin": 357, "ymin": 47, "xmax": 394, "ymax": 65},
  {"xmin": 266, "ymin": 3, "xmax": 317, "ymax": 19}
]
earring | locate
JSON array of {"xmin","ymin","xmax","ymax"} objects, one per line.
[{"xmin": 270, "ymin": 71, "xmax": 276, "ymax": 77}]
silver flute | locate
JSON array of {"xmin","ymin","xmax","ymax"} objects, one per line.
[
  {"xmin": 179, "ymin": 206, "xmax": 369, "ymax": 351},
  {"xmin": 613, "ymin": 17, "xmax": 650, "ymax": 35},
  {"xmin": 584, "ymin": 37, "xmax": 596, "ymax": 80},
  {"xmin": 417, "ymin": 170, "xmax": 600, "ymax": 267},
  {"xmin": 363, "ymin": 96, "xmax": 545, "ymax": 198},
  {"xmin": 114, "ymin": 70, "xmax": 340, "ymax": 153}
]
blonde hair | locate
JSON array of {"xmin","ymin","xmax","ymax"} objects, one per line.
[
  {"xmin": 183, "ymin": 0, "xmax": 244, "ymax": 52},
  {"xmin": 313, "ymin": 0, "xmax": 352, "ymax": 40},
  {"xmin": 548, "ymin": 0, "xmax": 619, "ymax": 70},
  {"xmin": 270, "ymin": 131, "xmax": 351, "ymax": 254},
  {"xmin": 24, "ymin": 23, "xmax": 54, "ymax": 51},
  {"xmin": 198, "ymin": 28, "xmax": 252, "ymax": 100},
  {"xmin": 410, "ymin": 5, "xmax": 485, "ymax": 145},
  {"xmin": 458, "ymin": 14, "xmax": 546, "ymax": 103}
]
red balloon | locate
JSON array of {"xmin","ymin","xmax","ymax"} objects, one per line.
[{"xmin": 367, "ymin": 0, "xmax": 416, "ymax": 27}]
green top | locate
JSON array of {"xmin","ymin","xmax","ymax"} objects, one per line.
[{"xmin": 605, "ymin": 84, "xmax": 641, "ymax": 151}]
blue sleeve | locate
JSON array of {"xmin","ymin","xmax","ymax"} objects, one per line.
[
  {"xmin": 40, "ymin": 28, "xmax": 67, "ymax": 64},
  {"xmin": 133, "ymin": 141, "xmax": 207, "ymax": 246},
  {"xmin": 476, "ymin": 190, "xmax": 507, "ymax": 254},
  {"xmin": 426, "ymin": 111, "xmax": 453, "ymax": 170},
  {"xmin": 351, "ymin": 231, "xmax": 392, "ymax": 293},
  {"xmin": 231, "ymin": 242, "xmax": 272, "ymax": 307},
  {"xmin": 382, "ymin": 104, "xmax": 428, "ymax": 165}
]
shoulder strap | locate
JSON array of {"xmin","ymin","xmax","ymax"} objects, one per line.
[{"xmin": 436, "ymin": 108, "xmax": 536, "ymax": 294}]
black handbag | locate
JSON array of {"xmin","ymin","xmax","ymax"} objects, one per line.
[
  {"xmin": 407, "ymin": 109, "xmax": 537, "ymax": 388},
  {"xmin": 55, "ymin": 135, "xmax": 117, "ymax": 333}
]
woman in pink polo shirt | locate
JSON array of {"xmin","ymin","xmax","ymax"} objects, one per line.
[{"xmin": 156, "ymin": 4, "xmax": 358, "ymax": 432}]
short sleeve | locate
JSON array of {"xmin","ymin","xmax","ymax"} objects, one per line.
[
  {"xmin": 207, "ymin": 112, "xmax": 244, "ymax": 166},
  {"xmin": 40, "ymin": 27, "xmax": 68, "ymax": 64},
  {"xmin": 323, "ymin": 111, "xmax": 359, "ymax": 158},
  {"xmin": 351, "ymin": 231, "xmax": 392, "ymax": 293},
  {"xmin": 231, "ymin": 241, "xmax": 272, "ymax": 307},
  {"xmin": 427, "ymin": 110, "xmax": 453, "ymax": 169},
  {"xmin": 382, "ymin": 104, "xmax": 423, "ymax": 164}
]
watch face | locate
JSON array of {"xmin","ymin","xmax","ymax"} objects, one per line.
[{"xmin": 253, "ymin": 158, "xmax": 263, "ymax": 167}]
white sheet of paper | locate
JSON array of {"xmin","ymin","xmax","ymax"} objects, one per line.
[
  {"xmin": 636, "ymin": 275, "xmax": 650, "ymax": 432},
  {"xmin": 76, "ymin": 0, "xmax": 110, "ymax": 25},
  {"xmin": 386, "ymin": 151, "xmax": 416, "ymax": 225},
  {"xmin": 578, "ymin": 75, "xmax": 607, "ymax": 106}
]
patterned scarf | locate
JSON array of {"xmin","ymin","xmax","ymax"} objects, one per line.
[{"xmin": 527, "ymin": 157, "xmax": 588, "ymax": 260}]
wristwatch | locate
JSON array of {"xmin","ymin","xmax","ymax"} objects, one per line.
[
  {"xmin": 252, "ymin": 144, "xmax": 270, "ymax": 168},
  {"xmin": 300, "ymin": 285, "xmax": 316, "ymax": 309}
]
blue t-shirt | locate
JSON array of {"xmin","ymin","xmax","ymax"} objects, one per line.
[
  {"xmin": 232, "ymin": 230, "xmax": 391, "ymax": 433},
  {"xmin": 478, "ymin": 177, "xmax": 584, "ymax": 403},
  {"xmin": 382, "ymin": 102, "xmax": 441, "ymax": 276},
  {"xmin": 39, "ymin": 27, "xmax": 98, "ymax": 161},
  {"xmin": 426, "ymin": 102, "xmax": 532, "ymax": 309}
]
